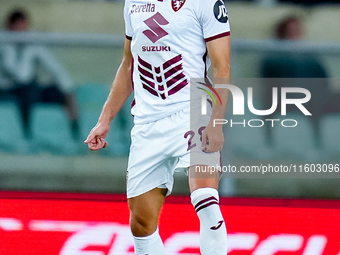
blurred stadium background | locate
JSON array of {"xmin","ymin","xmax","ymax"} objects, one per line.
[{"xmin": 1, "ymin": 0, "xmax": 340, "ymax": 254}]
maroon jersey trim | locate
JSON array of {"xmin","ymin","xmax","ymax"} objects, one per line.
[{"xmin": 205, "ymin": 31, "xmax": 230, "ymax": 43}]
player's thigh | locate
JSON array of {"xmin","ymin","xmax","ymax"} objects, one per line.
[
  {"xmin": 128, "ymin": 187, "xmax": 167, "ymax": 236},
  {"xmin": 188, "ymin": 165, "xmax": 219, "ymax": 193}
]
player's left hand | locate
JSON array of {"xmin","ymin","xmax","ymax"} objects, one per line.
[
  {"xmin": 84, "ymin": 122, "xmax": 110, "ymax": 151},
  {"xmin": 201, "ymin": 123, "xmax": 224, "ymax": 153}
]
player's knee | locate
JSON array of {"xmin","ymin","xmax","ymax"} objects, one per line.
[{"xmin": 130, "ymin": 213, "xmax": 157, "ymax": 237}]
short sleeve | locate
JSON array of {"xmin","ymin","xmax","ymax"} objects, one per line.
[
  {"xmin": 124, "ymin": 0, "xmax": 133, "ymax": 40},
  {"xmin": 197, "ymin": 0, "xmax": 231, "ymax": 42}
]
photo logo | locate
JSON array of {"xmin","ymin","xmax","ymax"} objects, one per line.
[
  {"xmin": 195, "ymin": 81, "xmax": 312, "ymax": 128},
  {"xmin": 197, "ymin": 82, "xmax": 222, "ymax": 115},
  {"xmin": 200, "ymin": 84, "xmax": 312, "ymax": 116}
]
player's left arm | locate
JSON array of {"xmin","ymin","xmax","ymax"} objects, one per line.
[{"xmin": 202, "ymin": 35, "xmax": 231, "ymax": 152}]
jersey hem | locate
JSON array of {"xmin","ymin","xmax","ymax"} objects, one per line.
[
  {"xmin": 205, "ymin": 31, "xmax": 231, "ymax": 43},
  {"xmin": 125, "ymin": 35, "xmax": 132, "ymax": 40}
]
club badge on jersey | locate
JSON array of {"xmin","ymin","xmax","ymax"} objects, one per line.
[{"xmin": 172, "ymin": 0, "xmax": 186, "ymax": 12}]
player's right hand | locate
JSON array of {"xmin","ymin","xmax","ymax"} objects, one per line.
[{"xmin": 84, "ymin": 122, "xmax": 110, "ymax": 150}]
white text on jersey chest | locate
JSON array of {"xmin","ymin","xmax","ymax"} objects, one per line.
[{"xmin": 131, "ymin": 3, "xmax": 155, "ymax": 14}]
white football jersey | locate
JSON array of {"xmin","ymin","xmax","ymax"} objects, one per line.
[{"xmin": 124, "ymin": 0, "xmax": 230, "ymax": 124}]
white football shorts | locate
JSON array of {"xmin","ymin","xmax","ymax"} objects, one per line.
[{"xmin": 126, "ymin": 104, "xmax": 221, "ymax": 198}]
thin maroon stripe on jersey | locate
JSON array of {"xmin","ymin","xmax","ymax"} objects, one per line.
[
  {"xmin": 131, "ymin": 58, "xmax": 135, "ymax": 90},
  {"xmin": 130, "ymin": 57, "xmax": 135, "ymax": 109},
  {"xmin": 138, "ymin": 65, "xmax": 154, "ymax": 79},
  {"xmin": 204, "ymin": 31, "xmax": 231, "ymax": 43},
  {"xmin": 164, "ymin": 63, "xmax": 183, "ymax": 79},
  {"xmin": 142, "ymin": 84, "xmax": 158, "ymax": 97},
  {"xmin": 138, "ymin": 56, "xmax": 152, "ymax": 70},
  {"xmin": 168, "ymin": 79, "xmax": 188, "ymax": 95},
  {"xmin": 167, "ymin": 72, "xmax": 186, "ymax": 87},
  {"xmin": 163, "ymin": 54, "xmax": 182, "ymax": 69},
  {"xmin": 140, "ymin": 75, "xmax": 155, "ymax": 88},
  {"xmin": 125, "ymin": 35, "xmax": 132, "ymax": 40}
]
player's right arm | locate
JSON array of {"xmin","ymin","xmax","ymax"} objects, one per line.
[{"xmin": 84, "ymin": 39, "xmax": 133, "ymax": 150}]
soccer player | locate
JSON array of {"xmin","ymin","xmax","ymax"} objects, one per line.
[{"xmin": 85, "ymin": 0, "xmax": 231, "ymax": 254}]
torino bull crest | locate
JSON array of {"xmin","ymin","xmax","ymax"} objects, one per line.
[{"xmin": 172, "ymin": 0, "xmax": 186, "ymax": 12}]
